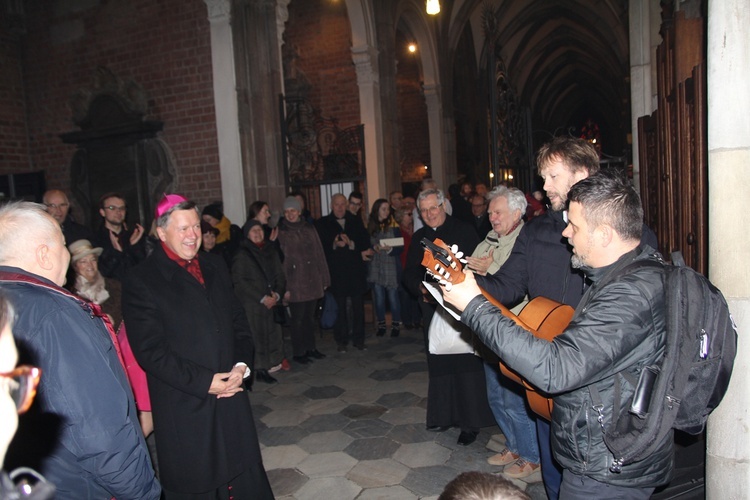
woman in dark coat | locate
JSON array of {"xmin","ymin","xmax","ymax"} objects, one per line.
[
  {"xmin": 277, "ymin": 196, "xmax": 330, "ymax": 364},
  {"xmin": 233, "ymin": 219, "xmax": 286, "ymax": 383}
]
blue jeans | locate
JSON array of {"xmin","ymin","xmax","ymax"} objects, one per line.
[
  {"xmin": 371, "ymin": 284, "xmax": 401, "ymax": 324},
  {"xmin": 483, "ymin": 362, "xmax": 540, "ymax": 463}
]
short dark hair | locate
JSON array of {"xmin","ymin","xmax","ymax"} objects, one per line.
[
  {"xmin": 536, "ymin": 136, "xmax": 600, "ymax": 177},
  {"xmin": 438, "ymin": 471, "xmax": 530, "ymax": 500},
  {"xmin": 348, "ymin": 191, "xmax": 363, "ymax": 202},
  {"xmin": 567, "ymin": 169, "xmax": 643, "ymax": 242},
  {"xmin": 99, "ymin": 192, "xmax": 125, "ymax": 209}
]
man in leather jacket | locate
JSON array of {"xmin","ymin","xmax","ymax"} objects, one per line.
[
  {"xmin": 441, "ymin": 171, "xmax": 672, "ymax": 499},
  {"xmin": 476, "ymin": 137, "xmax": 657, "ymax": 499}
]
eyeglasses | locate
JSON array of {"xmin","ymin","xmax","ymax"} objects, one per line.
[
  {"xmin": 419, "ymin": 204, "xmax": 443, "ymax": 215},
  {"xmin": 44, "ymin": 203, "xmax": 69, "ymax": 210},
  {"xmin": 104, "ymin": 205, "xmax": 127, "ymax": 212},
  {"xmin": 349, "ymin": 200, "xmax": 362, "ymax": 207},
  {"xmin": 471, "ymin": 203, "xmax": 487, "ymax": 208},
  {"xmin": 1, "ymin": 365, "xmax": 41, "ymax": 414}
]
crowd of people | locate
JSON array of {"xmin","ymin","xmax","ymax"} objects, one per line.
[{"xmin": 0, "ymin": 136, "xmax": 679, "ymax": 499}]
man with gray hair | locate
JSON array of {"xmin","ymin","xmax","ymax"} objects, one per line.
[
  {"xmin": 413, "ymin": 177, "xmax": 453, "ymax": 231},
  {"xmin": 122, "ymin": 194, "xmax": 272, "ymax": 499},
  {"xmin": 465, "ymin": 186, "xmax": 541, "ymax": 478},
  {"xmin": 0, "ymin": 201, "xmax": 160, "ymax": 498}
]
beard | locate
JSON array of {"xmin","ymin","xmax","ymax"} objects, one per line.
[{"xmin": 570, "ymin": 253, "xmax": 586, "ymax": 269}]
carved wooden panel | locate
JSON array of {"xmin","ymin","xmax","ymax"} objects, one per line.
[{"xmin": 638, "ymin": 9, "xmax": 707, "ymax": 275}]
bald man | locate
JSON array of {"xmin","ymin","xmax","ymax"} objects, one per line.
[
  {"xmin": 42, "ymin": 189, "xmax": 94, "ymax": 245},
  {"xmin": 0, "ymin": 201, "xmax": 160, "ymax": 498}
]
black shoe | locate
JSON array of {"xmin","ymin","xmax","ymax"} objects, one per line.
[
  {"xmin": 354, "ymin": 344, "xmax": 368, "ymax": 351},
  {"xmin": 376, "ymin": 322, "xmax": 386, "ymax": 336},
  {"xmin": 255, "ymin": 370, "xmax": 278, "ymax": 384},
  {"xmin": 307, "ymin": 349, "xmax": 326, "ymax": 359},
  {"xmin": 390, "ymin": 327, "xmax": 400, "ymax": 337},
  {"xmin": 457, "ymin": 430, "xmax": 478, "ymax": 446},
  {"xmin": 337, "ymin": 345, "xmax": 347, "ymax": 353},
  {"xmin": 292, "ymin": 355, "xmax": 311, "ymax": 364},
  {"xmin": 426, "ymin": 425, "xmax": 451, "ymax": 432}
]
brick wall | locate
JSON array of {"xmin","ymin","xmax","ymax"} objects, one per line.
[
  {"xmin": 0, "ymin": 34, "xmax": 30, "ymax": 175},
  {"xmin": 19, "ymin": 0, "xmax": 221, "ymax": 207},
  {"xmin": 284, "ymin": 0, "xmax": 360, "ymax": 129}
]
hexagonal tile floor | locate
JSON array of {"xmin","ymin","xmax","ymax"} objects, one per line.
[{"xmin": 248, "ymin": 322, "xmax": 546, "ymax": 499}]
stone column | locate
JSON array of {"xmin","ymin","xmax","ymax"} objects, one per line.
[
  {"xmin": 628, "ymin": 0, "xmax": 654, "ymax": 191},
  {"xmin": 352, "ymin": 44, "xmax": 386, "ymax": 206},
  {"xmin": 705, "ymin": 0, "xmax": 750, "ymax": 496},
  {"xmin": 423, "ymin": 83, "xmax": 446, "ymax": 190},
  {"xmin": 204, "ymin": 0, "xmax": 245, "ymax": 224}
]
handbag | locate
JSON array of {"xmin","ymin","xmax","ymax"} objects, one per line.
[
  {"xmin": 428, "ymin": 306, "xmax": 476, "ymax": 355},
  {"xmin": 318, "ymin": 290, "xmax": 338, "ymax": 329}
]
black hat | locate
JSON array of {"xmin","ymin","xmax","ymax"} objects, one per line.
[
  {"xmin": 201, "ymin": 203, "xmax": 224, "ymax": 221},
  {"xmin": 242, "ymin": 219, "xmax": 262, "ymax": 239},
  {"xmin": 200, "ymin": 220, "xmax": 219, "ymax": 236}
]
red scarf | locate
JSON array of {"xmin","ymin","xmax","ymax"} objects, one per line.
[{"xmin": 160, "ymin": 242, "xmax": 205, "ymax": 286}]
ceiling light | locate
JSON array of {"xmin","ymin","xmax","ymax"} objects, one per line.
[{"xmin": 426, "ymin": 0, "xmax": 440, "ymax": 15}]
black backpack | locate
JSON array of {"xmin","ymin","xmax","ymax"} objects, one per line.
[{"xmin": 589, "ymin": 252, "xmax": 738, "ymax": 473}]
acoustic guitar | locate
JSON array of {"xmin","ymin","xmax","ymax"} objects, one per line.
[{"xmin": 420, "ymin": 237, "xmax": 574, "ymax": 421}]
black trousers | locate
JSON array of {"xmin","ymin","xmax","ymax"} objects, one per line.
[{"xmin": 333, "ymin": 292, "xmax": 365, "ymax": 347}]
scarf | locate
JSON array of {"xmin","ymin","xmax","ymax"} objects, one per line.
[
  {"xmin": 161, "ymin": 242, "xmax": 205, "ymax": 286},
  {"xmin": 214, "ymin": 216, "xmax": 232, "ymax": 244},
  {"xmin": 75, "ymin": 273, "xmax": 110, "ymax": 305}
]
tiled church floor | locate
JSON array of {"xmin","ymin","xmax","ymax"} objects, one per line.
[{"xmin": 249, "ymin": 324, "xmax": 547, "ymax": 500}]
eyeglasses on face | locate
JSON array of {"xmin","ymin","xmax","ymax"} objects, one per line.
[
  {"xmin": 104, "ymin": 205, "xmax": 127, "ymax": 212},
  {"xmin": 45, "ymin": 203, "xmax": 69, "ymax": 210},
  {"xmin": 419, "ymin": 204, "xmax": 443, "ymax": 215},
  {"xmin": 349, "ymin": 200, "xmax": 362, "ymax": 207},
  {"xmin": 2, "ymin": 365, "xmax": 41, "ymax": 414}
]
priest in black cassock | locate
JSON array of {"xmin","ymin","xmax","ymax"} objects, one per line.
[{"xmin": 402, "ymin": 188, "xmax": 495, "ymax": 446}]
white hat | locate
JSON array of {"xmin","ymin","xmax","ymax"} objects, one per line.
[{"xmin": 68, "ymin": 239, "xmax": 103, "ymax": 263}]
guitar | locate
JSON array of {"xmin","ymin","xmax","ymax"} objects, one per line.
[{"xmin": 420, "ymin": 237, "xmax": 574, "ymax": 421}]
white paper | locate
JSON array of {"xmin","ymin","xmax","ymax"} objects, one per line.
[
  {"xmin": 380, "ymin": 237, "xmax": 404, "ymax": 247},
  {"xmin": 423, "ymin": 281, "xmax": 463, "ymax": 321}
]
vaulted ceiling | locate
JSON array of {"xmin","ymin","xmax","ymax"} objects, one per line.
[{"xmin": 446, "ymin": 0, "xmax": 632, "ymax": 152}]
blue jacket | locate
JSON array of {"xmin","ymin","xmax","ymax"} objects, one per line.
[{"xmin": 0, "ymin": 267, "xmax": 160, "ymax": 499}]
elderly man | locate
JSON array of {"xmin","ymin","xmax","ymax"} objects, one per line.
[
  {"xmin": 402, "ymin": 188, "xmax": 494, "ymax": 446},
  {"xmin": 476, "ymin": 137, "xmax": 658, "ymax": 499},
  {"xmin": 441, "ymin": 171, "xmax": 672, "ymax": 499},
  {"xmin": 316, "ymin": 193, "xmax": 371, "ymax": 351},
  {"xmin": 465, "ymin": 186, "xmax": 540, "ymax": 478},
  {"xmin": 42, "ymin": 188, "xmax": 94, "ymax": 244},
  {"xmin": 122, "ymin": 195, "xmax": 272, "ymax": 499},
  {"xmin": 0, "ymin": 201, "xmax": 160, "ymax": 499},
  {"xmin": 412, "ymin": 177, "xmax": 453, "ymax": 231}
]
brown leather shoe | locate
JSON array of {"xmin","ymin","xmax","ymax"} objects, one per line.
[
  {"xmin": 503, "ymin": 458, "xmax": 540, "ymax": 479},
  {"xmin": 487, "ymin": 448, "xmax": 519, "ymax": 466}
]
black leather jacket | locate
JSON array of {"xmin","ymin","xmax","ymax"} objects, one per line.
[{"xmin": 462, "ymin": 246, "xmax": 674, "ymax": 487}]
